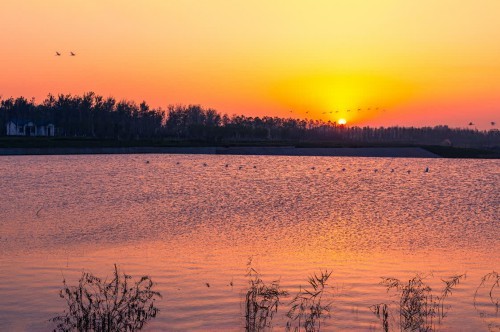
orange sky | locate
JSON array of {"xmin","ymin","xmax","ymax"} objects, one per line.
[{"xmin": 1, "ymin": 0, "xmax": 499, "ymax": 129}]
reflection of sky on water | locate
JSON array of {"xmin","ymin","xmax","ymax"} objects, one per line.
[{"xmin": 0, "ymin": 155, "xmax": 498, "ymax": 330}]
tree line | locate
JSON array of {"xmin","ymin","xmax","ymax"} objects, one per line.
[{"xmin": 1, "ymin": 92, "xmax": 498, "ymax": 148}]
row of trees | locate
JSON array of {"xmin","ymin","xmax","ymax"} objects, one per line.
[
  {"xmin": 0, "ymin": 93, "xmax": 164, "ymax": 139},
  {"xmin": 1, "ymin": 93, "xmax": 498, "ymax": 147}
]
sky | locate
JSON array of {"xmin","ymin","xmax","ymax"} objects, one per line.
[{"xmin": 1, "ymin": 0, "xmax": 499, "ymax": 129}]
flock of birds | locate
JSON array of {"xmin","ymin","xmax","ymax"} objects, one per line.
[
  {"xmin": 55, "ymin": 51, "xmax": 76, "ymax": 56},
  {"xmin": 469, "ymin": 121, "xmax": 496, "ymax": 127},
  {"xmin": 54, "ymin": 50, "xmax": 495, "ymax": 129},
  {"xmin": 296, "ymin": 107, "xmax": 385, "ymax": 117},
  {"xmin": 145, "ymin": 160, "xmax": 431, "ymax": 174},
  {"xmin": 289, "ymin": 109, "xmax": 496, "ymax": 128}
]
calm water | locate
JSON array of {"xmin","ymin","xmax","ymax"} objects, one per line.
[{"xmin": 0, "ymin": 154, "xmax": 498, "ymax": 331}]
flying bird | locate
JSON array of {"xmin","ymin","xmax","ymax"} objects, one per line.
[
  {"xmin": 70, "ymin": 52, "xmax": 76, "ymax": 56},
  {"xmin": 55, "ymin": 51, "xmax": 61, "ymax": 56},
  {"xmin": 468, "ymin": 122, "xmax": 474, "ymax": 126},
  {"xmin": 491, "ymin": 121, "xmax": 496, "ymax": 126}
]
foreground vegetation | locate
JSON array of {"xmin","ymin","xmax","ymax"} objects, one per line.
[
  {"xmin": 52, "ymin": 265, "xmax": 499, "ymax": 331},
  {"xmin": 1, "ymin": 93, "xmax": 498, "ymax": 150},
  {"xmin": 52, "ymin": 265, "xmax": 161, "ymax": 332}
]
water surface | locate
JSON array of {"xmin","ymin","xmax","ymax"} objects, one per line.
[{"xmin": 0, "ymin": 154, "xmax": 498, "ymax": 330}]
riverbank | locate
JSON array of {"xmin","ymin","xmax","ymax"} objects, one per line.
[
  {"xmin": 0, "ymin": 146, "xmax": 449, "ymax": 158},
  {"xmin": 0, "ymin": 137, "xmax": 498, "ymax": 158}
]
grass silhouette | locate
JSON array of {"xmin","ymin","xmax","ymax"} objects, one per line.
[
  {"xmin": 244, "ymin": 259, "xmax": 289, "ymax": 332},
  {"xmin": 370, "ymin": 273, "xmax": 465, "ymax": 332},
  {"xmin": 286, "ymin": 270, "xmax": 334, "ymax": 332},
  {"xmin": 52, "ymin": 264, "xmax": 161, "ymax": 332}
]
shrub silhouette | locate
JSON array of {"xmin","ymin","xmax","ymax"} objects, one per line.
[{"xmin": 52, "ymin": 264, "xmax": 161, "ymax": 332}]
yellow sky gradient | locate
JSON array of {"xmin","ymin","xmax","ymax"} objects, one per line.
[{"xmin": 1, "ymin": 0, "xmax": 499, "ymax": 128}]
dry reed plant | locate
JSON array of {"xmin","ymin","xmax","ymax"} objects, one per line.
[{"xmin": 52, "ymin": 264, "xmax": 161, "ymax": 332}]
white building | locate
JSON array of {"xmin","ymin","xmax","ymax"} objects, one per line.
[{"xmin": 6, "ymin": 121, "xmax": 55, "ymax": 136}]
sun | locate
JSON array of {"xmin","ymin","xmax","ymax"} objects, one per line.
[{"xmin": 338, "ymin": 118, "xmax": 347, "ymax": 125}]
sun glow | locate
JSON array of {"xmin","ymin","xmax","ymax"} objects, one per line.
[{"xmin": 338, "ymin": 118, "xmax": 347, "ymax": 125}]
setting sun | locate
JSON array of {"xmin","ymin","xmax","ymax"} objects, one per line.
[{"xmin": 338, "ymin": 118, "xmax": 347, "ymax": 125}]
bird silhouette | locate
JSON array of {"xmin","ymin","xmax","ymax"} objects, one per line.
[
  {"xmin": 70, "ymin": 52, "xmax": 76, "ymax": 56},
  {"xmin": 468, "ymin": 122, "xmax": 474, "ymax": 126},
  {"xmin": 55, "ymin": 51, "xmax": 61, "ymax": 56},
  {"xmin": 491, "ymin": 121, "xmax": 496, "ymax": 126}
]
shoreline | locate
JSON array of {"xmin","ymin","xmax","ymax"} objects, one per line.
[{"xmin": 0, "ymin": 146, "xmax": 441, "ymax": 158}]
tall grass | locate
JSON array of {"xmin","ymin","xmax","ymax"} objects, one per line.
[
  {"xmin": 52, "ymin": 264, "xmax": 161, "ymax": 332},
  {"xmin": 244, "ymin": 263, "xmax": 289, "ymax": 332},
  {"xmin": 474, "ymin": 271, "xmax": 499, "ymax": 331},
  {"xmin": 370, "ymin": 273, "xmax": 465, "ymax": 332},
  {"xmin": 49, "ymin": 264, "xmax": 497, "ymax": 331},
  {"xmin": 286, "ymin": 270, "xmax": 334, "ymax": 332}
]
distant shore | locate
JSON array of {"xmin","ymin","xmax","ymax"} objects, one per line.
[
  {"xmin": 1, "ymin": 137, "xmax": 499, "ymax": 158},
  {"xmin": 0, "ymin": 146, "xmax": 497, "ymax": 158}
]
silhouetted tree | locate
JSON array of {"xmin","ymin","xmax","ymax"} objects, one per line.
[{"xmin": 1, "ymin": 93, "xmax": 498, "ymax": 148}]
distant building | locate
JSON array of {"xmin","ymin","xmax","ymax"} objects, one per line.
[{"xmin": 6, "ymin": 120, "xmax": 55, "ymax": 136}]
